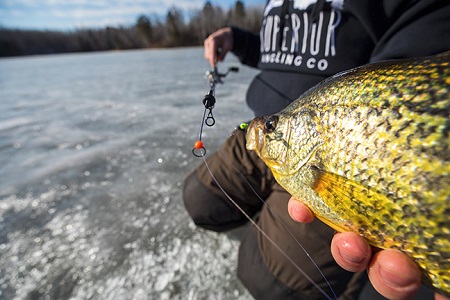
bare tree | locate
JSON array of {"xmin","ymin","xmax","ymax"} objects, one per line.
[{"xmin": 0, "ymin": 3, "xmax": 262, "ymax": 57}]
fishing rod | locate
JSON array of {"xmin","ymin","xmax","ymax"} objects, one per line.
[{"xmin": 192, "ymin": 65, "xmax": 239, "ymax": 157}]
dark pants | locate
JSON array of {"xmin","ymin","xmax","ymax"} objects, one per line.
[{"xmin": 183, "ymin": 128, "xmax": 367, "ymax": 300}]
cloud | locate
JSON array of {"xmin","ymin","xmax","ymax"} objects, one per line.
[
  {"xmin": 49, "ymin": 5, "xmax": 148, "ymax": 19},
  {"xmin": 0, "ymin": 0, "xmax": 244, "ymax": 30}
]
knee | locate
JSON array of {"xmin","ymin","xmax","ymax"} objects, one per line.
[
  {"xmin": 182, "ymin": 171, "xmax": 246, "ymax": 232},
  {"xmin": 182, "ymin": 171, "xmax": 208, "ymax": 223}
]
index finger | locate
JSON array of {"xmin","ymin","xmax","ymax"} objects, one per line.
[
  {"xmin": 288, "ymin": 197, "xmax": 315, "ymax": 223},
  {"xmin": 204, "ymin": 38, "xmax": 217, "ymax": 67}
]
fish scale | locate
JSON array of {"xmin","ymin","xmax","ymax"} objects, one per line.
[{"xmin": 246, "ymin": 52, "xmax": 450, "ymax": 296}]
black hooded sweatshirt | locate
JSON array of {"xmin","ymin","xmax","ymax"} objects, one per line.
[
  {"xmin": 230, "ymin": 1, "xmax": 450, "ymax": 295},
  {"xmin": 230, "ymin": 0, "xmax": 450, "ymax": 117}
]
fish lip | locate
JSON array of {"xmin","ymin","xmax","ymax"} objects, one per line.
[{"xmin": 246, "ymin": 118, "xmax": 264, "ymax": 153}]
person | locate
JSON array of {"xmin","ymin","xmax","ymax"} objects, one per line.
[{"xmin": 183, "ymin": 1, "xmax": 450, "ymax": 299}]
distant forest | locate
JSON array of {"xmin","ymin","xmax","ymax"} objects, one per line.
[{"xmin": 0, "ymin": 1, "xmax": 263, "ymax": 57}]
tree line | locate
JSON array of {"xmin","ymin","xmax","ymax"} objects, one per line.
[{"xmin": 0, "ymin": 1, "xmax": 263, "ymax": 57}]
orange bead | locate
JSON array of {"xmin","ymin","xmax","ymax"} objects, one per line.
[{"xmin": 194, "ymin": 140, "xmax": 204, "ymax": 149}]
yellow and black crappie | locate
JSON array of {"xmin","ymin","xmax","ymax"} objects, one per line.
[{"xmin": 246, "ymin": 52, "xmax": 449, "ymax": 295}]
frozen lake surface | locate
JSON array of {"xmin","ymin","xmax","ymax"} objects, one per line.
[{"xmin": 0, "ymin": 48, "xmax": 257, "ymax": 299}]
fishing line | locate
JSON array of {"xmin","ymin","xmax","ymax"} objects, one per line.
[
  {"xmin": 218, "ymin": 140, "xmax": 338, "ymax": 300},
  {"xmin": 235, "ymin": 172, "xmax": 337, "ymax": 300},
  {"xmin": 201, "ymin": 155, "xmax": 335, "ymax": 300},
  {"xmin": 192, "ymin": 65, "xmax": 336, "ymax": 300},
  {"xmin": 192, "ymin": 103, "xmax": 211, "ymax": 157}
]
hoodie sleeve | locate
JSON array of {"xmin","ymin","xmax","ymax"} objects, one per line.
[
  {"xmin": 231, "ymin": 27, "xmax": 261, "ymax": 68},
  {"xmin": 370, "ymin": 0, "xmax": 450, "ymax": 61}
]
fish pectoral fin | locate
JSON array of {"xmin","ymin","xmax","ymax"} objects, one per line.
[{"xmin": 311, "ymin": 168, "xmax": 390, "ymax": 234}]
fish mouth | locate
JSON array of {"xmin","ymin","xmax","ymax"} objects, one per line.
[{"xmin": 245, "ymin": 118, "xmax": 265, "ymax": 154}]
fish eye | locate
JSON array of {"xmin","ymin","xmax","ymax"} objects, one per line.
[{"xmin": 264, "ymin": 116, "xmax": 278, "ymax": 133}]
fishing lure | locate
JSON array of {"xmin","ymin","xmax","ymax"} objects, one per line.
[{"xmin": 192, "ymin": 65, "xmax": 239, "ymax": 157}]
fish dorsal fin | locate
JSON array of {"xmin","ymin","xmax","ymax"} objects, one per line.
[{"xmin": 311, "ymin": 167, "xmax": 399, "ymax": 247}]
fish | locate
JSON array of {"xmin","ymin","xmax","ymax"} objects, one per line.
[{"xmin": 245, "ymin": 51, "xmax": 450, "ymax": 296}]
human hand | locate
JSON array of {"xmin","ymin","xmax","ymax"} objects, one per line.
[
  {"xmin": 204, "ymin": 27, "xmax": 233, "ymax": 67},
  {"xmin": 288, "ymin": 197, "xmax": 423, "ymax": 300}
]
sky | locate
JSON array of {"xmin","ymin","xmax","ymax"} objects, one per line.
[{"xmin": 0, "ymin": 0, "xmax": 263, "ymax": 31}]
